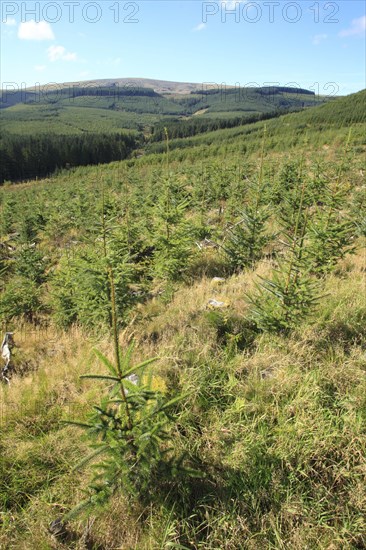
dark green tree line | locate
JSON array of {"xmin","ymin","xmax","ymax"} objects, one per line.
[{"xmin": 0, "ymin": 132, "xmax": 139, "ymax": 183}]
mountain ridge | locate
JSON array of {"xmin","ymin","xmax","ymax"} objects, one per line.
[{"xmin": 0, "ymin": 77, "xmax": 321, "ymax": 109}]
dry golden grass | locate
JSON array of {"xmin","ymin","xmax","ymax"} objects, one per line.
[{"xmin": 0, "ymin": 247, "xmax": 365, "ymax": 549}]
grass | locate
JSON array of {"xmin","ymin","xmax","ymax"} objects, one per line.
[
  {"xmin": 0, "ymin": 247, "xmax": 365, "ymax": 548},
  {"xmin": 0, "ymin": 88, "xmax": 365, "ymax": 549}
]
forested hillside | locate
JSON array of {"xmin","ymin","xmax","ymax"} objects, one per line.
[
  {"xmin": 0, "ymin": 88, "xmax": 365, "ymax": 549},
  {"xmin": 0, "ymin": 82, "xmax": 332, "ymax": 183},
  {"xmin": 0, "ymin": 132, "xmax": 139, "ymax": 183}
]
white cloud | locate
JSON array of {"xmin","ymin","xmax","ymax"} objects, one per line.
[
  {"xmin": 34, "ymin": 65, "xmax": 47, "ymax": 72},
  {"xmin": 47, "ymin": 45, "xmax": 77, "ymax": 62},
  {"xmin": 193, "ymin": 22, "xmax": 206, "ymax": 32},
  {"xmin": 312, "ymin": 34, "xmax": 328, "ymax": 45},
  {"xmin": 4, "ymin": 17, "xmax": 17, "ymax": 26},
  {"xmin": 339, "ymin": 15, "xmax": 366, "ymax": 38},
  {"xmin": 18, "ymin": 20, "xmax": 55, "ymax": 41}
]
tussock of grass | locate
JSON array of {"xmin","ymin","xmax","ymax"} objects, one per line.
[
  {"xmin": 0, "ymin": 147, "xmax": 365, "ymax": 550},
  {"xmin": 0, "ymin": 247, "xmax": 365, "ymax": 549}
]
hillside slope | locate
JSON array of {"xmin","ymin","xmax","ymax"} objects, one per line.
[
  {"xmin": 148, "ymin": 88, "xmax": 366, "ymax": 154},
  {"xmin": 0, "ymin": 83, "xmax": 365, "ymax": 550},
  {"xmin": 0, "ymin": 78, "xmax": 328, "ymax": 135}
]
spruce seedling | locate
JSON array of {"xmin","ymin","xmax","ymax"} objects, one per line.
[
  {"xmin": 152, "ymin": 128, "xmax": 192, "ymax": 280},
  {"xmin": 222, "ymin": 126, "xmax": 271, "ymax": 271},
  {"xmin": 248, "ymin": 181, "xmax": 320, "ymax": 332},
  {"xmin": 65, "ymin": 214, "xmax": 197, "ymax": 518},
  {"xmin": 306, "ymin": 130, "xmax": 356, "ymax": 275}
]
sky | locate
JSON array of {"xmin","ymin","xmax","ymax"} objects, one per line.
[{"xmin": 1, "ymin": 1, "xmax": 365, "ymax": 96}]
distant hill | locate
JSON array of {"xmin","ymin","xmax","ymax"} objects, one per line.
[
  {"xmin": 2, "ymin": 77, "xmax": 228, "ymax": 102},
  {"xmin": 1, "ymin": 76, "xmax": 322, "ymax": 110},
  {"xmin": 0, "ymin": 77, "xmax": 331, "ymax": 139},
  {"xmin": 57, "ymin": 77, "xmax": 209, "ymax": 95},
  {"xmin": 290, "ymin": 88, "xmax": 366, "ymax": 125},
  {"xmin": 147, "ymin": 87, "xmax": 366, "ymax": 154},
  {"xmin": 2, "ymin": 79, "xmax": 363, "ymax": 184}
]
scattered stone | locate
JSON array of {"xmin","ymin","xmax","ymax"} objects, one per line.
[
  {"xmin": 125, "ymin": 373, "xmax": 139, "ymax": 395},
  {"xmin": 207, "ymin": 299, "xmax": 229, "ymax": 309},
  {"xmin": 196, "ymin": 238, "xmax": 219, "ymax": 250},
  {"xmin": 49, "ymin": 518, "xmax": 67, "ymax": 537},
  {"xmin": 260, "ymin": 369, "xmax": 274, "ymax": 379},
  {"xmin": 127, "ymin": 373, "xmax": 139, "ymax": 385},
  {"xmin": 211, "ymin": 277, "xmax": 225, "ymax": 284},
  {"xmin": 1, "ymin": 332, "xmax": 14, "ymax": 384}
]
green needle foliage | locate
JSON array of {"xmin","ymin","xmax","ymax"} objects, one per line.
[
  {"xmin": 222, "ymin": 126, "xmax": 271, "ymax": 272},
  {"xmin": 222, "ymin": 193, "xmax": 270, "ymax": 272},
  {"xmin": 152, "ymin": 185, "xmax": 192, "ymax": 281},
  {"xmin": 249, "ymin": 262, "xmax": 320, "ymax": 333},
  {"xmin": 0, "ymin": 90, "xmax": 365, "ymax": 549},
  {"xmin": 66, "ymin": 267, "xmax": 199, "ymax": 519},
  {"xmin": 305, "ymin": 140, "xmax": 357, "ymax": 276},
  {"xmin": 272, "ymin": 156, "xmax": 318, "ymax": 235},
  {"xmin": 68, "ymin": 347, "xmax": 181, "ymax": 511},
  {"xmin": 0, "ymin": 228, "xmax": 48, "ymax": 323},
  {"xmin": 306, "ymin": 211, "xmax": 355, "ymax": 276},
  {"xmin": 50, "ymin": 188, "xmax": 135, "ymax": 329},
  {"xmin": 152, "ymin": 129, "xmax": 193, "ymax": 281},
  {"xmin": 248, "ymin": 182, "xmax": 320, "ymax": 333}
]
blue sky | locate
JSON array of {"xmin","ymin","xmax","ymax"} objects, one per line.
[{"xmin": 1, "ymin": 1, "xmax": 365, "ymax": 95}]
